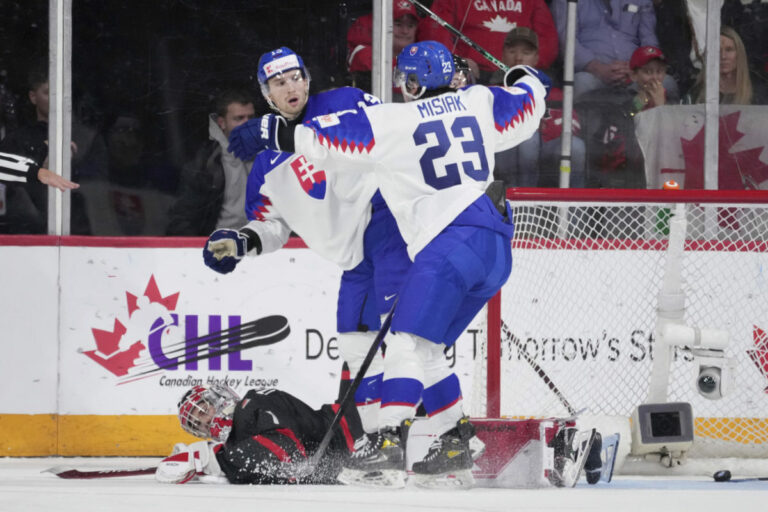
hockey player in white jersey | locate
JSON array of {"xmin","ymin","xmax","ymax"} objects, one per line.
[
  {"xmin": 203, "ymin": 47, "xmax": 411, "ymax": 436},
  {"xmin": 238, "ymin": 41, "xmax": 549, "ymax": 488}
]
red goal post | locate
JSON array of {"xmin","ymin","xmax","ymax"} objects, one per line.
[{"xmin": 475, "ymin": 187, "xmax": 768, "ymax": 467}]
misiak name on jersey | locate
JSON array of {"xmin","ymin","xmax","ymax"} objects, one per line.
[{"xmin": 417, "ymin": 95, "xmax": 468, "ymax": 119}]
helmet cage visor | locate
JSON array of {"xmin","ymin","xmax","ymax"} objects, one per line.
[
  {"xmin": 393, "ymin": 69, "xmax": 426, "ymax": 101},
  {"xmin": 178, "ymin": 384, "xmax": 238, "ymax": 441}
]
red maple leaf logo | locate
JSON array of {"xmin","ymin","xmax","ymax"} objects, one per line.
[
  {"xmin": 661, "ymin": 111, "xmax": 768, "ymax": 190},
  {"xmin": 83, "ymin": 275, "xmax": 179, "ymax": 377},
  {"xmin": 747, "ymin": 325, "xmax": 768, "ymax": 393}
]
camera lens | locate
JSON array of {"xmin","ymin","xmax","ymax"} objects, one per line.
[{"xmin": 698, "ymin": 374, "xmax": 717, "ymax": 394}]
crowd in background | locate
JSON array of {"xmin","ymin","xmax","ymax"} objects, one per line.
[{"xmin": 0, "ymin": 0, "xmax": 765, "ymax": 236}]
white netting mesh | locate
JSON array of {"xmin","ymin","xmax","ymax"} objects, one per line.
[{"xmin": 482, "ymin": 192, "xmax": 768, "ymax": 459}]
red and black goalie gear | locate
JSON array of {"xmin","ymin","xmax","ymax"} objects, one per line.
[{"xmin": 216, "ymin": 428, "xmax": 309, "ymax": 484}]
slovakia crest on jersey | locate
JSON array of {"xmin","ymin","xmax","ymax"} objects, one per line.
[{"xmin": 290, "ymin": 155, "xmax": 326, "ymax": 199}]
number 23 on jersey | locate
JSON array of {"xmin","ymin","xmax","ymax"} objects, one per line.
[{"xmin": 413, "ymin": 115, "xmax": 489, "ymax": 190}]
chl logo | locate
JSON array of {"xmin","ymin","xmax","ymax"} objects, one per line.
[
  {"xmin": 290, "ymin": 155, "xmax": 327, "ymax": 199},
  {"xmin": 83, "ymin": 275, "xmax": 256, "ymax": 379}
]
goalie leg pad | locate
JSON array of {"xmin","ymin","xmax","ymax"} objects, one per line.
[
  {"xmin": 548, "ymin": 428, "xmax": 596, "ymax": 488},
  {"xmin": 584, "ymin": 432, "xmax": 603, "ymax": 484}
]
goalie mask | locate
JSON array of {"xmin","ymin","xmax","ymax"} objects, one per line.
[
  {"xmin": 177, "ymin": 384, "xmax": 239, "ymax": 442},
  {"xmin": 394, "ymin": 41, "xmax": 455, "ymax": 101}
]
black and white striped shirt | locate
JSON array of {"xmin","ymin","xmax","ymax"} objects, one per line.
[{"xmin": 0, "ymin": 152, "xmax": 39, "ymax": 183}]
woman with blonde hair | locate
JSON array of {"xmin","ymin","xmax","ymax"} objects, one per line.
[{"xmin": 692, "ymin": 26, "xmax": 755, "ymax": 105}]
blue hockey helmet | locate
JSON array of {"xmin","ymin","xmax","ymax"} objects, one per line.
[
  {"xmin": 394, "ymin": 41, "xmax": 455, "ymax": 99},
  {"xmin": 257, "ymin": 47, "xmax": 309, "ymax": 86}
]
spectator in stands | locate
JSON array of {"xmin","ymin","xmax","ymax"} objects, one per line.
[
  {"xmin": 550, "ymin": 0, "xmax": 677, "ymax": 101},
  {"xmin": 687, "ymin": 26, "xmax": 767, "ymax": 105},
  {"xmin": 591, "ymin": 46, "xmax": 671, "ymax": 189},
  {"xmin": 347, "ymin": 1, "xmax": 420, "ymax": 96},
  {"xmin": 167, "ymin": 89, "xmax": 255, "ymax": 236},
  {"xmin": 417, "ymin": 0, "xmax": 558, "ymax": 84},
  {"xmin": 0, "ymin": 65, "xmax": 108, "ymax": 233},
  {"xmin": 490, "ymin": 27, "xmax": 586, "ymax": 188},
  {"xmin": 0, "ymin": 66, "xmax": 54, "ymax": 233}
]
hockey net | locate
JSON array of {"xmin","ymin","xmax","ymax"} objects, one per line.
[{"xmin": 471, "ymin": 187, "xmax": 768, "ymax": 467}]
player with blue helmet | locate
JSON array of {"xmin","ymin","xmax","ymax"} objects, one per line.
[
  {"xmin": 236, "ymin": 40, "xmax": 550, "ymax": 488},
  {"xmin": 254, "ymin": 46, "xmax": 311, "ymax": 120},
  {"xmin": 393, "ymin": 40, "xmax": 456, "ymax": 101},
  {"xmin": 202, "ymin": 48, "xmax": 412, "ymax": 440}
]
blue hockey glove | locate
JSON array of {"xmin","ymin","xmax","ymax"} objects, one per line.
[
  {"xmin": 228, "ymin": 114, "xmax": 287, "ymax": 160},
  {"xmin": 504, "ymin": 65, "xmax": 552, "ymax": 96},
  {"xmin": 203, "ymin": 229, "xmax": 249, "ymax": 274}
]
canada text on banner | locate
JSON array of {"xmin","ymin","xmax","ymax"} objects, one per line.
[{"xmin": 634, "ymin": 104, "xmax": 768, "ymax": 190}]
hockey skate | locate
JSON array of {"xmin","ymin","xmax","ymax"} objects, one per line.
[
  {"xmin": 337, "ymin": 423, "xmax": 408, "ymax": 488},
  {"xmin": 411, "ymin": 417, "xmax": 478, "ymax": 489},
  {"xmin": 548, "ymin": 427, "xmax": 597, "ymax": 487}
]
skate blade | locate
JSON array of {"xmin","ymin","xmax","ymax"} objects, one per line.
[
  {"xmin": 412, "ymin": 469, "xmax": 475, "ymax": 489},
  {"xmin": 337, "ymin": 467, "xmax": 406, "ymax": 489}
]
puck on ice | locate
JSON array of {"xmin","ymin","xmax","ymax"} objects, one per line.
[{"xmin": 713, "ymin": 470, "xmax": 731, "ymax": 482}]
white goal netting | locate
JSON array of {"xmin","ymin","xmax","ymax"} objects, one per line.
[{"xmin": 473, "ymin": 188, "xmax": 768, "ymax": 461}]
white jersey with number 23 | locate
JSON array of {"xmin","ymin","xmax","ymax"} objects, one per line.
[{"xmin": 294, "ymin": 76, "xmax": 547, "ymax": 259}]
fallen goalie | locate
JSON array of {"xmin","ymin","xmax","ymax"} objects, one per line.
[
  {"xmin": 155, "ymin": 384, "xmax": 363, "ymax": 485},
  {"xmin": 157, "ymin": 383, "xmax": 616, "ymax": 487}
]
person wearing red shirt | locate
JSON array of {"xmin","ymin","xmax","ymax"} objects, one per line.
[
  {"xmin": 417, "ymin": 0, "xmax": 558, "ymax": 83},
  {"xmin": 347, "ymin": 1, "xmax": 420, "ymax": 97}
]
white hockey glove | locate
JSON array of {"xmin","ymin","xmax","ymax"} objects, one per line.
[{"xmin": 155, "ymin": 440, "xmax": 226, "ymax": 484}]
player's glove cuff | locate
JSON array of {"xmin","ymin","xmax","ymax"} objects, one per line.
[
  {"xmin": 239, "ymin": 227, "xmax": 262, "ymax": 255},
  {"xmin": 262, "ymin": 114, "xmax": 290, "ymax": 152},
  {"xmin": 504, "ymin": 65, "xmax": 552, "ymax": 95}
]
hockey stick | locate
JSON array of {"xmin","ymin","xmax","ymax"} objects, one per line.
[
  {"xmin": 406, "ymin": 0, "xmax": 508, "ymax": 72},
  {"xmin": 500, "ymin": 320, "xmax": 578, "ymax": 416},
  {"xmin": 296, "ymin": 301, "xmax": 397, "ymax": 481},
  {"xmin": 45, "ymin": 466, "xmax": 156, "ymax": 479}
]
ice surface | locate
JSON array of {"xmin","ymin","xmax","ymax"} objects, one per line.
[{"xmin": 1, "ymin": 457, "xmax": 766, "ymax": 512}]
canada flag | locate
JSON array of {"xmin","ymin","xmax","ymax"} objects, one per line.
[
  {"xmin": 635, "ymin": 105, "xmax": 768, "ymax": 190},
  {"xmin": 290, "ymin": 155, "xmax": 326, "ymax": 199}
]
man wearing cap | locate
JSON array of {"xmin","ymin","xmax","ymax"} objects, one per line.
[
  {"xmin": 590, "ymin": 45, "xmax": 670, "ymax": 188},
  {"xmin": 490, "ymin": 27, "xmax": 586, "ymax": 188},
  {"xmin": 551, "ymin": 0, "xmax": 677, "ymax": 100},
  {"xmin": 628, "ymin": 46, "xmax": 670, "ymax": 111},
  {"xmin": 347, "ymin": 1, "xmax": 420, "ymax": 95}
]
